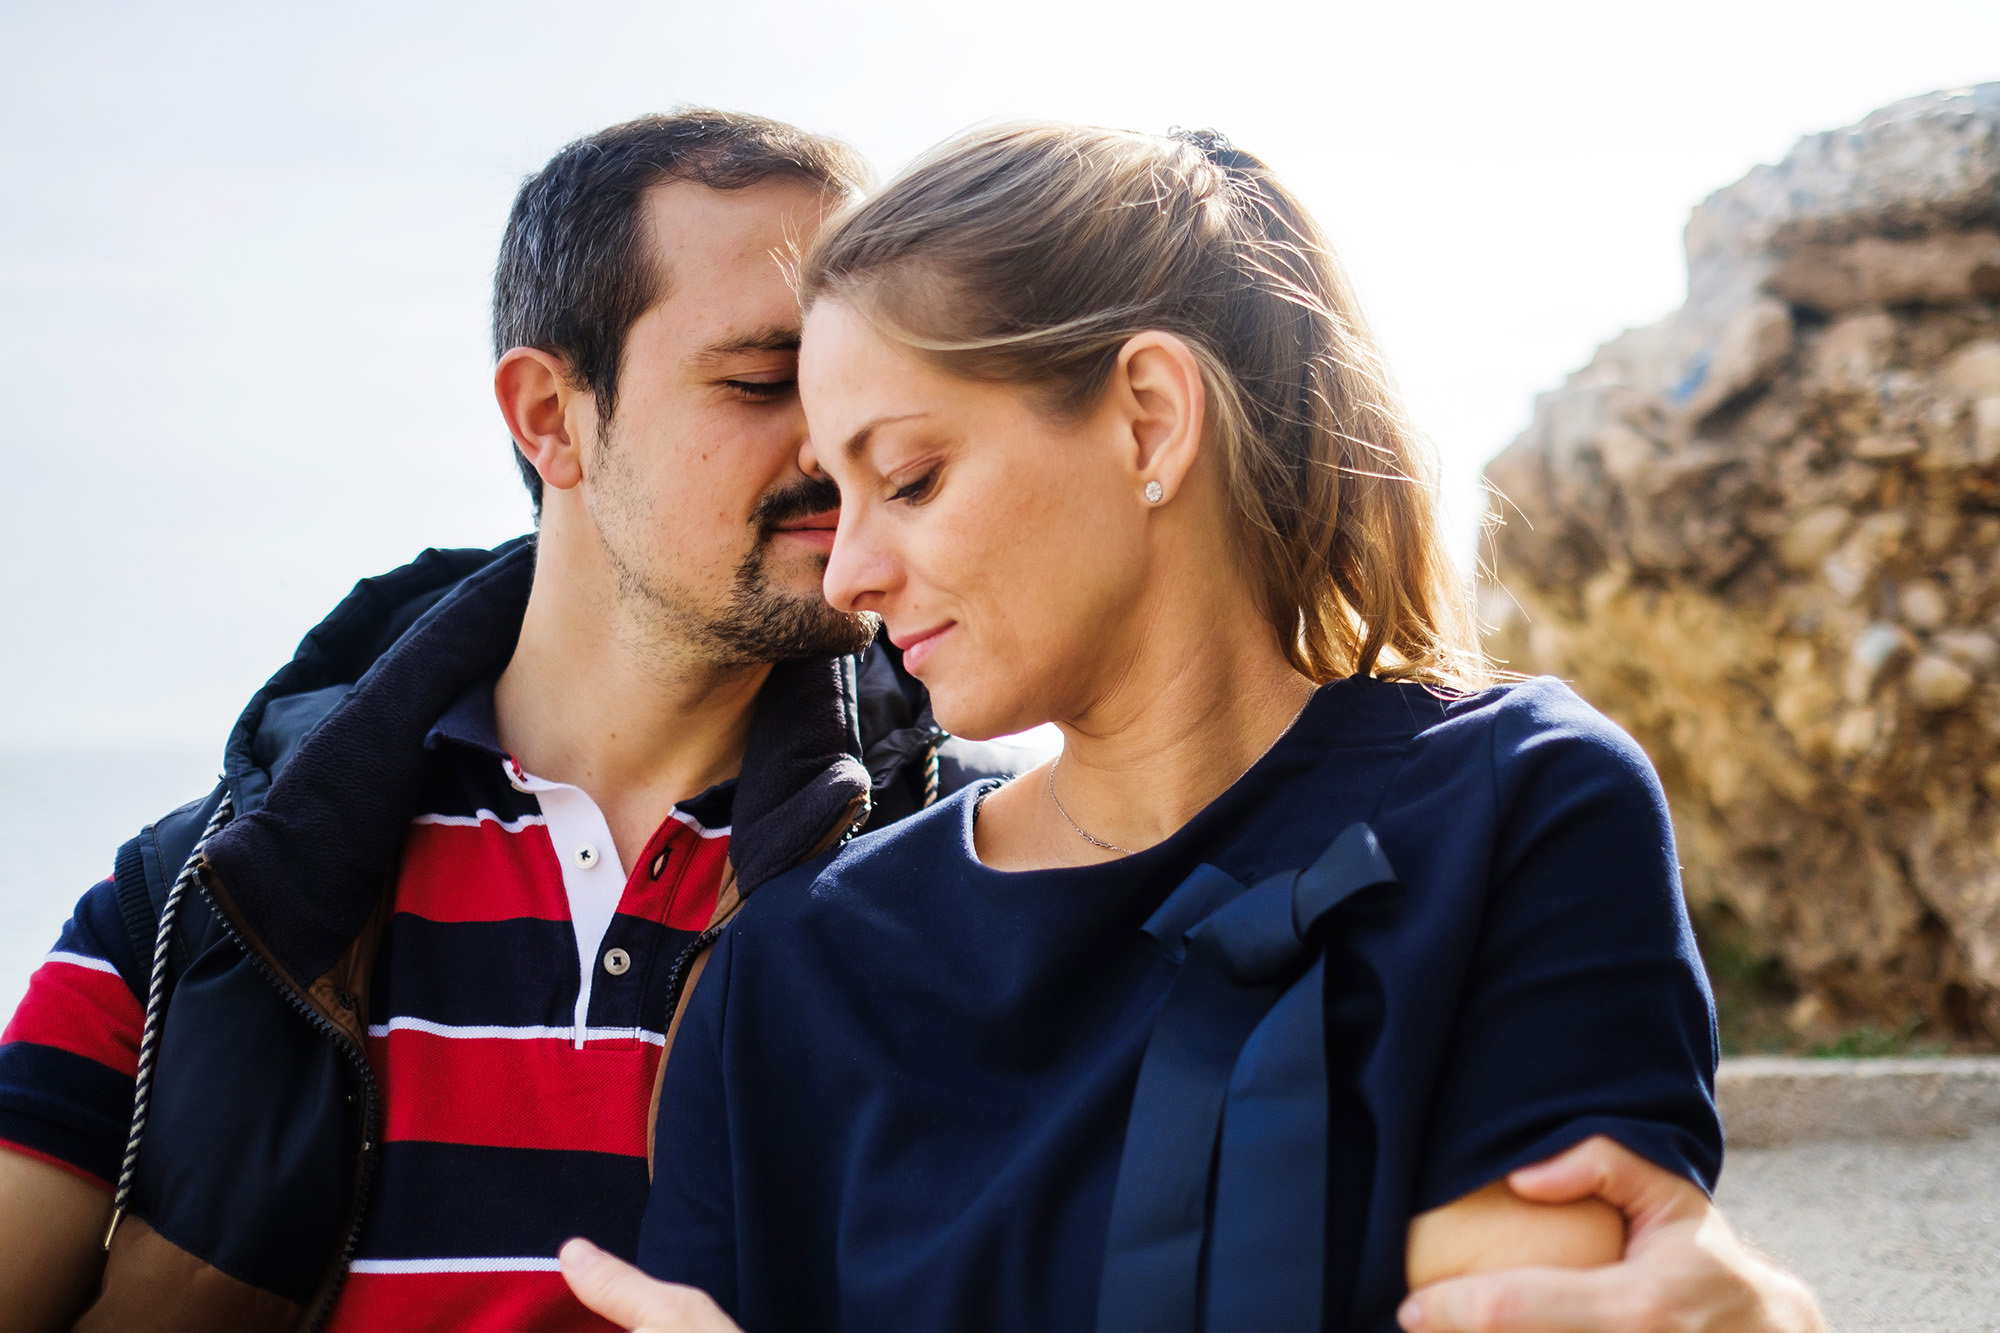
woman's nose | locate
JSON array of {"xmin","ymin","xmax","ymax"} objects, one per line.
[{"xmin": 821, "ymin": 509, "xmax": 895, "ymax": 615}]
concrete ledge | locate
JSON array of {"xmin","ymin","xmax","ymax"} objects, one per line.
[{"xmin": 1719, "ymin": 1057, "xmax": 2000, "ymax": 1147}]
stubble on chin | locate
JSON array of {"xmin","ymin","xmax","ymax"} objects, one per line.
[
  {"xmin": 588, "ymin": 444, "xmax": 875, "ymax": 666},
  {"xmin": 710, "ymin": 540, "xmax": 878, "ymax": 664}
]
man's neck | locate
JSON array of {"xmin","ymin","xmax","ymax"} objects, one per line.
[{"xmin": 493, "ymin": 542, "xmax": 770, "ymax": 875}]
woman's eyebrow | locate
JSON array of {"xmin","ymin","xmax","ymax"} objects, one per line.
[{"xmin": 840, "ymin": 413, "xmax": 928, "ymax": 461}]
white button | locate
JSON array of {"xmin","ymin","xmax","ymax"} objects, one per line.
[
  {"xmin": 602, "ymin": 948, "xmax": 631, "ymax": 976},
  {"xmin": 575, "ymin": 844, "xmax": 599, "ymax": 869},
  {"xmin": 505, "ymin": 760, "xmax": 532, "ymax": 793}
]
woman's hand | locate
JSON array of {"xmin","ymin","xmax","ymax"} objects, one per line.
[
  {"xmin": 558, "ymin": 1239, "xmax": 743, "ymax": 1333},
  {"xmin": 1397, "ymin": 1137, "xmax": 1826, "ymax": 1333}
]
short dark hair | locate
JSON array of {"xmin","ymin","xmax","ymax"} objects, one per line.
[{"xmin": 492, "ymin": 108, "xmax": 869, "ymax": 512}]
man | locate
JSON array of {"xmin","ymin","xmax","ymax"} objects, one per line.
[
  {"xmin": 0, "ymin": 109, "xmax": 1822, "ymax": 1333},
  {"xmin": 0, "ymin": 110, "xmax": 1003, "ymax": 1331}
]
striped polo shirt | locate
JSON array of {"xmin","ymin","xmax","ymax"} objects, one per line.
[
  {"xmin": 0, "ymin": 893, "xmax": 141, "ymax": 1188},
  {"xmin": 0, "ymin": 681, "xmax": 731, "ymax": 1331}
]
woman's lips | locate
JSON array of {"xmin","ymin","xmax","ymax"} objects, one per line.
[{"xmin": 891, "ymin": 623, "xmax": 954, "ymax": 675}]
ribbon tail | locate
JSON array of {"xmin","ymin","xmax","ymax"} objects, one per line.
[
  {"xmin": 1098, "ymin": 897, "xmax": 1276, "ymax": 1333},
  {"xmin": 1205, "ymin": 951, "xmax": 1330, "ymax": 1333}
]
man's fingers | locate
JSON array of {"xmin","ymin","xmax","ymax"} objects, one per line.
[
  {"xmin": 559, "ymin": 1238, "xmax": 740, "ymax": 1332},
  {"xmin": 1398, "ymin": 1264, "xmax": 1655, "ymax": 1333},
  {"xmin": 1505, "ymin": 1136, "xmax": 1704, "ymax": 1229}
]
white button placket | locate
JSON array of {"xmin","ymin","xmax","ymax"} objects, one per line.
[{"xmin": 504, "ymin": 758, "xmax": 627, "ymax": 1048}]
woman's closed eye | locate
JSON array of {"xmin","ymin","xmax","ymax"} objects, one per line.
[{"xmin": 889, "ymin": 469, "xmax": 938, "ymax": 504}]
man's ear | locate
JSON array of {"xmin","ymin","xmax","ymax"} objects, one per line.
[
  {"xmin": 495, "ymin": 347, "xmax": 589, "ymax": 493},
  {"xmin": 1112, "ymin": 332, "xmax": 1207, "ymax": 506}
]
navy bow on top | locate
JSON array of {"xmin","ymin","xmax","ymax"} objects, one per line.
[{"xmin": 1096, "ymin": 823, "xmax": 1401, "ymax": 1333}]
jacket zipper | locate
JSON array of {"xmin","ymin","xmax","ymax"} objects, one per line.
[
  {"xmin": 196, "ymin": 869, "xmax": 381, "ymax": 1333},
  {"xmin": 199, "ymin": 786, "xmax": 869, "ymax": 1325},
  {"xmin": 658, "ymin": 793, "xmax": 869, "ymax": 1033}
]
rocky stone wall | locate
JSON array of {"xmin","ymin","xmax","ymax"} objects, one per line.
[{"xmin": 1483, "ymin": 85, "xmax": 2000, "ymax": 1042}]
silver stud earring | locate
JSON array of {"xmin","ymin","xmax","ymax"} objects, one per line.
[{"xmin": 1144, "ymin": 480, "xmax": 1164, "ymax": 504}]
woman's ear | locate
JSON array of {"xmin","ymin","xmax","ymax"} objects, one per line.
[
  {"xmin": 1111, "ymin": 331, "xmax": 1208, "ymax": 507},
  {"xmin": 494, "ymin": 347, "xmax": 589, "ymax": 494}
]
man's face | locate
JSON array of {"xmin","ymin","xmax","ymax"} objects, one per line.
[{"xmin": 577, "ymin": 179, "xmax": 874, "ymax": 664}]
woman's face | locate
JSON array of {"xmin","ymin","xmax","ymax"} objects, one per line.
[{"xmin": 798, "ymin": 298, "xmax": 1165, "ymax": 740}]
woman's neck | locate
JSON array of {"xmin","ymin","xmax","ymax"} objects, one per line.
[{"xmin": 974, "ymin": 598, "xmax": 1319, "ymax": 872}]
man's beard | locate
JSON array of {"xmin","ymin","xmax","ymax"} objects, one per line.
[
  {"xmin": 706, "ymin": 473, "xmax": 878, "ymax": 663},
  {"xmin": 588, "ymin": 444, "xmax": 876, "ymax": 666}
]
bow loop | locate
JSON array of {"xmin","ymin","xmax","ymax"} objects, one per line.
[
  {"xmin": 1097, "ymin": 822, "xmax": 1400, "ymax": 1333},
  {"xmin": 1203, "ymin": 871, "xmax": 1306, "ymax": 986},
  {"xmin": 1294, "ymin": 821, "xmax": 1401, "ymax": 936},
  {"xmin": 1141, "ymin": 863, "xmax": 1248, "ymax": 963}
]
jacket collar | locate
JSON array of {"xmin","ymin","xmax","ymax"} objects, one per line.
[{"xmin": 201, "ymin": 538, "xmax": 870, "ymax": 993}]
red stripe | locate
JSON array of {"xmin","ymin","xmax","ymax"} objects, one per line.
[
  {"xmin": 323, "ymin": 1268, "xmax": 615, "ymax": 1333},
  {"xmin": 395, "ymin": 822, "xmax": 569, "ymax": 923},
  {"xmin": 617, "ymin": 826, "xmax": 729, "ymax": 932},
  {"xmin": 368, "ymin": 1030, "xmax": 659, "ymax": 1157},
  {"xmin": 0, "ymin": 1139, "xmax": 114, "ymax": 1191},
  {"xmin": 1, "ymin": 958, "xmax": 141, "ymax": 1076}
]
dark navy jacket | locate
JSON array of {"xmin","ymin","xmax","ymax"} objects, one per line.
[
  {"xmin": 641, "ymin": 676, "xmax": 1723, "ymax": 1333},
  {"xmin": 30, "ymin": 537, "xmax": 1019, "ymax": 1332}
]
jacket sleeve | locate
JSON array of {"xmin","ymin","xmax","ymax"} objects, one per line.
[
  {"xmin": 1411, "ymin": 683, "xmax": 1723, "ymax": 1213},
  {"xmin": 0, "ymin": 874, "xmax": 147, "ymax": 1187}
]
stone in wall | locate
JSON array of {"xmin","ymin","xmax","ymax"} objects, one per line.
[{"xmin": 1483, "ymin": 84, "xmax": 2000, "ymax": 1041}]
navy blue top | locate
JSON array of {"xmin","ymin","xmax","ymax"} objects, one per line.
[{"xmin": 639, "ymin": 676, "xmax": 1721, "ymax": 1332}]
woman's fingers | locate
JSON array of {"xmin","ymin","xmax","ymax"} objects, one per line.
[{"xmin": 559, "ymin": 1238, "xmax": 742, "ymax": 1332}]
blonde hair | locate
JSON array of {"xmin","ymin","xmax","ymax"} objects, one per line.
[{"xmin": 801, "ymin": 123, "xmax": 1484, "ymax": 688}]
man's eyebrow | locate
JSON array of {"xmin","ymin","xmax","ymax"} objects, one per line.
[
  {"xmin": 841, "ymin": 413, "xmax": 927, "ymax": 461},
  {"xmin": 688, "ymin": 326, "xmax": 801, "ymax": 366}
]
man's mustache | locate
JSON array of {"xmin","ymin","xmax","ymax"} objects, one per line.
[{"xmin": 752, "ymin": 474, "xmax": 843, "ymax": 533}]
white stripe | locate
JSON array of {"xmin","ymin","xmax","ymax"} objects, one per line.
[
  {"xmin": 46, "ymin": 950, "xmax": 121, "ymax": 977},
  {"xmin": 365, "ymin": 1016, "xmax": 665, "ymax": 1046},
  {"xmin": 349, "ymin": 1256, "xmax": 563, "ymax": 1275},
  {"xmin": 410, "ymin": 809, "xmax": 546, "ymax": 833},
  {"xmin": 667, "ymin": 806, "xmax": 732, "ymax": 840}
]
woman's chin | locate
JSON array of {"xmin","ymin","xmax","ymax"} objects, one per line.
[{"xmin": 926, "ymin": 687, "xmax": 1038, "ymax": 745}]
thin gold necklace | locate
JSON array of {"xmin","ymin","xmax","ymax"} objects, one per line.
[
  {"xmin": 1043, "ymin": 688, "xmax": 1319, "ymax": 859},
  {"xmin": 1046, "ymin": 753, "xmax": 1134, "ymax": 855}
]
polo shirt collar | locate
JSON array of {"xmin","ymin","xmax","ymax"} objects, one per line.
[{"xmin": 426, "ymin": 675, "xmax": 507, "ymax": 759}]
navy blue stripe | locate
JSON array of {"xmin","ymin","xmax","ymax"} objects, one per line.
[
  {"xmin": 0, "ymin": 1042, "xmax": 134, "ymax": 1182},
  {"xmin": 600, "ymin": 918, "xmax": 703, "ymax": 1030},
  {"xmin": 370, "ymin": 918, "xmax": 577, "ymax": 1027},
  {"xmin": 369, "ymin": 916, "xmax": 701, "ymax": 1030},
  {"xmin": 354, "ymin": 1140, "xmax": 648, "ymax": 1260},
  {"xmin": 56, "ymin": 879, "xmax": 150, "ymax": 997}
]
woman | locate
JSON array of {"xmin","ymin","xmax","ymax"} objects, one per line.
[{"xmin": 589, "ymin": 123, "xmax": 1720, "ymax": 1331}]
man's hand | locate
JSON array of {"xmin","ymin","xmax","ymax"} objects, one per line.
[
  {"xmin": 559, "ymin": 1238, "xmax": 742, "ymax": 1333},
  {"xmin": 1396, "ymin": 1136, "xmax": 1826, "ymax": 1333}
]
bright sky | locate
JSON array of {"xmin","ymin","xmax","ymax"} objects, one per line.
[{"xmin": 4, "ymin": 0, "xmax": 1996, "ymax": 750}]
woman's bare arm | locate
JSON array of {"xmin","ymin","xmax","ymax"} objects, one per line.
[
  {"xmin": 1407, "ymin": 1176, "xmax": 1625, "ymax": 1290},
  {"xmin": 1401, "ymin": 1137, "xmax": 1826, "ymax": 1333}
]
